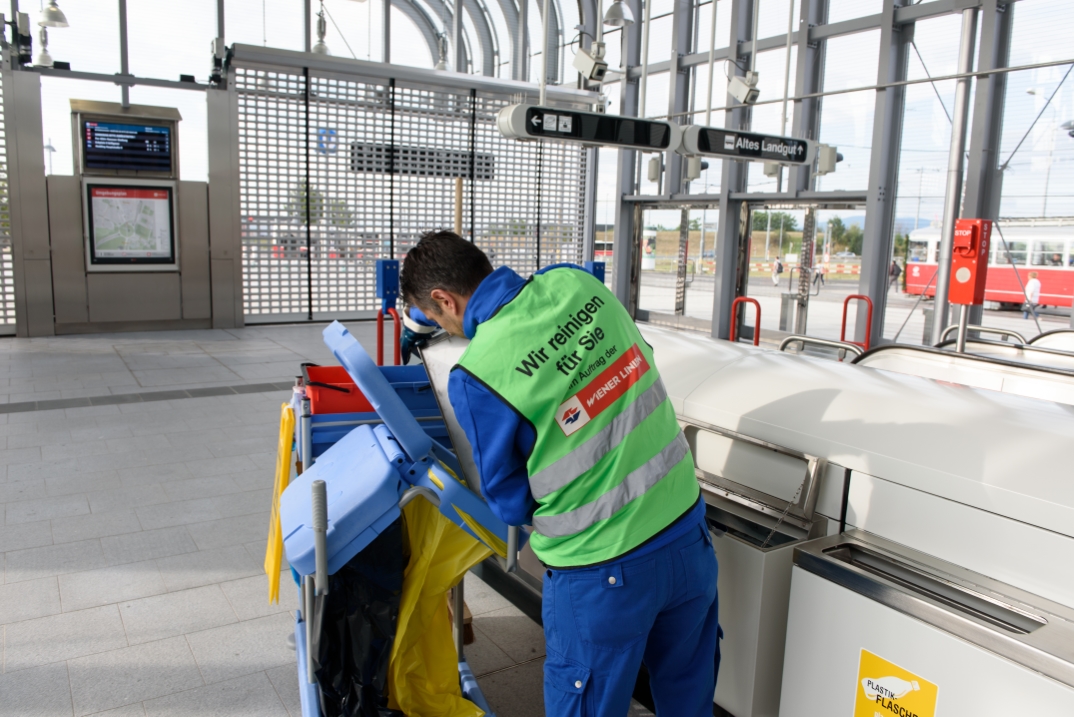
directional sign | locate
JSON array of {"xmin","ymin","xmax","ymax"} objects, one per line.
[
  {"xmin": 498, "ymin": 104, "xmax": 681, "ymax": 152},
  {"xmin": 680, "ymin": 125, "xmax": 816, "ymax": 165}
]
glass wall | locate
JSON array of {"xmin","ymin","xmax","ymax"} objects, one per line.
[
  {"xmin": 882, "ymin": 13, "xmax": 965, "ymax": 343},
  {"xmin": 227, "ymin": 0, "xmax": 305, "ymax": 51},
  {"xmin": 814, "ymin": 29, "xmax": 880, "ymax": 192},
  {"xmin": 128, "ymin": 1, "xmax": 216, "ymax": 81}
]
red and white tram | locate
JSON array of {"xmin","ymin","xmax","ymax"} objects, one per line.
[{"xmin": 904, "ymin": 223, "xmax": 1074, "ymax": 308}]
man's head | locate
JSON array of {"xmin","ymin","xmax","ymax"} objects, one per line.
[
  {"xmin": 1030, "ymin": 271, "xmax": 1039, "ymax": 280},
  {"xmin": 400, "ymin": 230, "xmax": 493, "ymax": 336}
]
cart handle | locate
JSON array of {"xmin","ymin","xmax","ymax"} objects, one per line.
[
  {"xmin": 840, "ymin": 294, "xmax": 874, "ymax": 351},
  {"xmin": 305, "ymin": 381, "xmax": 349, "ymax": 394},
  {"xmin": 730, "ymin": 297, "xmax": 761, "ymax": 346},
  {"xmin": 399, "ymin": 485, "xmax": 441, "ymax": 508}
]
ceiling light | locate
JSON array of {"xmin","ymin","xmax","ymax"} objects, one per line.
[
  {"xmin": 603, "ymin": 0, "xmax": 634, "ymax": 28},
  {"xmin": 312, "ymin": 6, "xmax": 330, "ymax": 54},
  {"xmin": 35, "ymin": 27, "xmax": 52, "ymax": 66},
  {"xmin": 38, "ymin": 0, "xmax": 68, "ymax": 28}
]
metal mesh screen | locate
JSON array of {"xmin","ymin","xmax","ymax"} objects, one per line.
[
  {"xmin": 234, "ymin": 64, "xmax": 588, "ymax": 322},
  {"xmin": 0, "ymin": 75, "xmax": 15, "ymax": 332},
  {"xmin": 235, "ymin": 68, "xmax": 310, "ymax": 322}
]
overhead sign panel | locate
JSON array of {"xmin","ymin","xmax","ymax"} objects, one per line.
[
  {"xmin": 498, "ymin": 104, "xmax": 681, "ymax": 152},
  {"xmin": 680, "ymin": 125, "xmax": 816, "ymax": 165}
]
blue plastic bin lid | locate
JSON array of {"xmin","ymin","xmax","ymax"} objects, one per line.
[
  {"xmin": 280, "ymin": 424, "xmax": 402, "ymax": 576},
  {"xmin": 323, "ymin": 321, "xmax": 433, "ymax": 464}
]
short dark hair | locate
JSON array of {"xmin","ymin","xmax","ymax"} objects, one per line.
[{"xmin": 400, "ymin": 231, "xmax": 493, "ymax": 311}]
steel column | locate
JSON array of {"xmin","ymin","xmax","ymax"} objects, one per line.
[
  {"xmin": 962, "ymin": 0, "xmax": 1012, "ymax": 327},
  {"xmin": 454, "ymin": 0, "xmax": 466, "ymax": 71},
  {"xmin": 206, "ymin": 85, "xmax": 244, "ymax": 329},
  {"xmin": 930, "ymin": 8, "xmax": 979, "ymax": 345},
  {"xmin": 118, "ymin": 0, "xmax": 130, "ymax": 107},
  {"xmin": 516, "ymin": 0, "xmax": 528, "ymax": 81},
  {"xmin": 611, "ymin": 0, "xmax": 643, "ymax": 309},
  {"xmin": 305, "ymin": 0, "xmax": 312, "ymax": 53},
  {"xmin": 710, "ymin": 0, "xmax": 753, "ymax": 340},
  {"xmin": 663, "ymin": 0, "xmax": 693, "ymax": 196},
  {"xmin": 217, "ymin": 0, "xmax": 224, "ymax": 40},
  {"xmin": 3, "ymin": 71, "xmax": 53, "ymax": 336},
  {"xmin": 582, "ymin": 146, "xmax": 598, "ymax": 261},
  {"xmin": 856, "ymin": 0, "xmax": 911, "ymax": 346},
  {"xmin": 788, "ymin": 0, "xmax": 828, "ymax": 194},
  {"xmin": 384, "ymin": 0, "xmax": 391, "ymax": 63}
]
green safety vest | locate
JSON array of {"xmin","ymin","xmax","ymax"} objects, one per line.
[{"xmin": 453, "ymin": 268, "xmax": 698, "ymax": 567}]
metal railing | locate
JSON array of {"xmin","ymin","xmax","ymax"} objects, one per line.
[
  {"xmin": 938, "ymin": 324, "xmax": 1027, "ymax": 345},
  {"xmin": 779, "ymin": 335, "xmax": 865, "ymax": 359}
]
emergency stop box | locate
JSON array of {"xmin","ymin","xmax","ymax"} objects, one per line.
[{"xmin": 949, "ymin": 218, "xmax": 992, "ymax": 305}]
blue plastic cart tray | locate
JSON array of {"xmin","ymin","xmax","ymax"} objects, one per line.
[{"xmin": 281, "ymin": 424, "xmax": 403, "ymax": 577}]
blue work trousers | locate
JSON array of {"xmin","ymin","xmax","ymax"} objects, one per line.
[{"xmin": 541, "ymin": 523, "xmax": 719, "ymax": 716}]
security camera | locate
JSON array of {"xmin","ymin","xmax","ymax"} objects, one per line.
[
  {"xmin": 816, "ymin": 144, "xmax": 843, "ymax": 176},
  {"xmin": 729, "ymin": 71, "xmax": 760, "ymax": 105},
  {"xmin": 573, "ymin": 42, "xmax": 609, "ymax": 83}
]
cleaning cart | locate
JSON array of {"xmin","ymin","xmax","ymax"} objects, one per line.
[{"xmin": 280, "ymin": 321, "xmax": 517, "ymax": 717}]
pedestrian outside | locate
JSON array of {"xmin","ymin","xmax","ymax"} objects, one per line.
[{"xmin": 1023, "ymin": 272, "xmax": 1041, "ymax": 319}]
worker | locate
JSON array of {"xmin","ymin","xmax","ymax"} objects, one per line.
[{"xmin": 399, "ymin": 231, "xmax": 719, "ymax": 717}]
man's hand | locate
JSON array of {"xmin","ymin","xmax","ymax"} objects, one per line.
[{"xmin": 400, "ymin": 307, "xmax": 440, "ymax": 365}]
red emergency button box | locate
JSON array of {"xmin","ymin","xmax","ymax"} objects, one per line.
[{"xmin": 949, "ymin": 218, "xmax": 992, "ymax": 305}]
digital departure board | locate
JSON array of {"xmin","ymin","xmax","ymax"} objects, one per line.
[{"xmin": 82, "ymin": 121, "xmax": 173, "ymax": 173}]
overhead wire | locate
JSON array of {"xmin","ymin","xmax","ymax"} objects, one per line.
[
  {"xmin": 910, "ymin": 39, "xmax": 953, "ymax": 125},
  {"xmin": 1000, "ymin": 62, "xmax": 1074, "ymax": 171}
]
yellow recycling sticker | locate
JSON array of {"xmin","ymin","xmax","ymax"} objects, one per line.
[{"xmin": 854, "ymin": 649, "xmax": 938, "ymax": 717}]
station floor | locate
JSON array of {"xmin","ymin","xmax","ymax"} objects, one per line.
[{"xmin": 0, "ymin": 323, "xmax": 656, "ymax": 717}]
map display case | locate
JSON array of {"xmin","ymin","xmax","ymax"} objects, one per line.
[{"xmin": 82, "ymin": 178, "xmax": 178, "ymax": 272}]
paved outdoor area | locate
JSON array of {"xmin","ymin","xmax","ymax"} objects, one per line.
[
  {"xmin": 0, "ymin": 322, "xmax": 652, "ymax": 717},
  {"xmin": 638, "ymin": 273, "xmax": 1071, "ymax": 344}
]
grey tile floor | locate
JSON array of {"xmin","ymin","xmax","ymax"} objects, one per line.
[{"xmin": 0, "ymin": 322, "xmax": 652, "ymax": 717}]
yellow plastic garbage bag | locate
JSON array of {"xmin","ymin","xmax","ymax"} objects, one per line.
[
  {"xmin": 388, "ymin": 496, "xmax": 494, "ymax": 717},
  {"xmin": 264, "ymin": 403, "xmax": 295, "ymax": 604}
]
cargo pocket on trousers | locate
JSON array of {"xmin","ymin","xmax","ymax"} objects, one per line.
[{"xmin": 544, "ymin": 651, "xmax": 593, "ymax": 717}]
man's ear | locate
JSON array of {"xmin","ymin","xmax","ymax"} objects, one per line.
[{"xmin": 429, "ymin": 288, "xmax": 456, "ymax": 315}]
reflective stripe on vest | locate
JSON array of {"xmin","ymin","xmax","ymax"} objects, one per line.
[
  {"xmin": 531, "ymin": 431, "xmax": 690, "ymax": 539},
  {"xmin": 529, "ymin": 379, "xmax": 669, "ymax": 500}
]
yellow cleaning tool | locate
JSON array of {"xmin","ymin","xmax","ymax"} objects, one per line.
[{"xmin": 265, "ymin": 403, "xmax": 295, "ymax": 604}]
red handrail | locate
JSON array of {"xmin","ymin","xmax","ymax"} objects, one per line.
[
  {"xmin": 730, "ymin": 297, "xmax": 761, "ymax": 346},
  {"xmin": 387, "ymin": 308, "xmax": 402, "ymax": 366},
  {"xmin": 841, "ymin": 294, "xmax": 874, "ymax": 351},
  {"xmin": 376, "ymin": 310, "xmax": 385, "ymax": 366},
  {"xmin": 375, "ymin": 308, "xmax": 404, "ymax": 366}
]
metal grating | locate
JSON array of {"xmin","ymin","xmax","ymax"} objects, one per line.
[
  {"xmin": 234, "ymin": 65, "xmax": 588, "ymax": 322},
  {"xmin": 0, "ymin": 75, "xmax": 14, "ymax": 332}
]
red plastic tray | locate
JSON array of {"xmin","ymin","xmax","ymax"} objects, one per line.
[{"xmin": 302, "ymin": 365, "xmax": 375, "ymax": 415}]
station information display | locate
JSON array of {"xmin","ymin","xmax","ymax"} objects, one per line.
[
  {"xmin": 83, "ymin": 180, "xmax": 178, "ymax": 270},
  {"xmin": 82, "ymin": 121, "xmax": 173, "ymax": 173}
]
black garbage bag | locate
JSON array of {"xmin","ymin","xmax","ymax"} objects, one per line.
[{"xmin": 315, "ymin": 516, "xmax": 407, "ymax": 717}]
